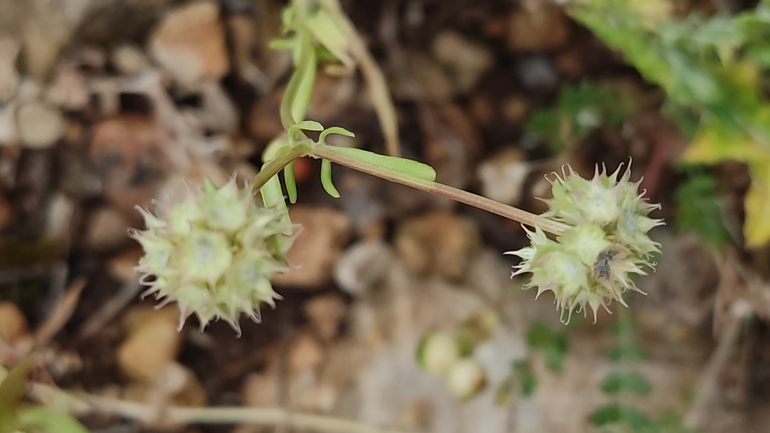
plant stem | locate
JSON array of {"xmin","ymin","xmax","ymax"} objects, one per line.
[
  {"xmin": 250, "ymin": 143, "xmax": 570, "ymax": 235},
  {"xmin": 309, "ymin": 146, "xmax": 571, "ymax": 236},
  {"xmin": 69, "ymin": 393, "xmax": 415, "ymax": 433},
  {"xmin": 251, "ymin": 145, "xmax": 310, "ymax": 194}
]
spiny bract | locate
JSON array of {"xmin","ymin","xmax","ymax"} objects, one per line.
[
  {"xmin": 506, "ymin": 163, "xmax": 663, "ymax": 323},
  {"xmin": 129, "ymin": 177, "xmax": 296, "ymax": 335}
]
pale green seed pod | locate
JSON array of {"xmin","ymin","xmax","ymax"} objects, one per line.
[
  {"xmin": 446, "ymin": 358, "xmax": 487, "ymax": 400},
  {"xmin": 130, "ymin": 176, "xmax": 296, "ymax": 335},
  {"xmin": 417, "ymin": 331, "xmax": 460, "ymax": 375}
]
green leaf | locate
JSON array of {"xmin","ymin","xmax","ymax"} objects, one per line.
[
  {"xmin": 608, "ymin": 343, "xmax": 647, "ymax": 362},
  {"xmin": 590, "ymin": 404, "xmax": 654, "ymax": 431},
  {"xmin": 291, "ymin": 38, "xmax": 318, "ymax": 123},
  {"xmin": 280, "ymin": 6, "xmax": 296, "ymax": 32},
  {"xmin": 269, "ymin": 37, "xmax": 296, "ymax": 51},
  {"xmin": 262, "ymin": 135, "xmax": 291, "ymax": 162},
  {"xmin": 525, "ymin": 110, "xmax": 563, "ymax": 153},
  {"xmin": 674, "ymin": 167, "xmax": 730, "ymax": 247},
  {"xmin": 16, "ymin": 406, "xmax": 89, "ymax": 433},
  {"xmin": 288, "ymin": 121, "xmax": 325, "ymax": 142},
  {"xmin": 513, "ymin": 360, "xmax": 537, "ymax": 397},
  {"xmin": 494, "ymin": 377, "xmax": 513, "ymax": 406},
  {"xmin": 526, "ymin": 323, "xmax": 553, "ymax": 348},
  {"xmin": 589, "ymin": 404, "xmax": 623, "ymax": 426},
  {"xmin": 601, "ymin": 372, "xmax": 652, "ymax": 396},
  {"xmin": 320, "ymin": 159, "xmax": 340, "ymax": 198},
  {"xmin": 621, "ymin": 407, "xmax": 653, "ymax": 432},
  {"xmin": 259, "ymin": 173, "xmax": 291, "ymax": 236},
  {"xmin": 0, "ymin": 408, "xmax": 21, "ymax": 433},
  {"xmin": 544, "ymin": 333, "xmax": 568, "ymax": 372},
  {"xmin": 525, "ymin": 81, "xmax": 636, "ymax": 153},
  {"xmin": 284, "ymin": 162, "xmax": 298, "ymax": 204},
  {"xmin": 305, "ymin": 9, "xmax": 354, "ymax": 70},
  {"xmin": 0, "ymin": 358, "xmax": 30, "ymax": 409},
  {"xmin": 319, "ymin": 126, "xmax": 355, "ymax": 143},
  {"xmin": 610, "ymin": 318, "xmax": 638, "ymax": 337},
  {"xmin": 329, "ymin": 147, "xmax": 437, "ymax": 182}
]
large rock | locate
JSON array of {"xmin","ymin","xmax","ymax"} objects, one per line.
[
  {"xmin": 149, "ymin": 1, "xmax": 229, "ymax": 88},
  {"xmin": 274, "ymin": 206, "xmax": 352, "ymax": 289},
  {"xmin": 117, "ymin": 306, "xmax": 182, "ymax": 382},
  {"xmin": 394, "ymin": 212, "xmax": 481, "ymax": 280},
  {"xmin": 506, "ymin": 4, "xmax": 570, "ymax": 52}
]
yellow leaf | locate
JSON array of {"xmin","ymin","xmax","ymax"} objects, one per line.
[
  {"xmin": 683, "ymin": 124, "xmax": 770, "ymax": 247},
  {"xmin": 745, "ymin": 160, "xmax": 770, "ymax": 247},
  {"xmin": 684, "ymin": 125, "xmax": 769, "ymax": 164}
]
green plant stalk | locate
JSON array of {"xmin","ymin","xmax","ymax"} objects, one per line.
[
  {"xmin": 252, "ymin": 145, "xmax": 308, "ymax": 196},
  {"xmin": 251, "ymin": 144, "xmax": 570, "ymax": 236}
]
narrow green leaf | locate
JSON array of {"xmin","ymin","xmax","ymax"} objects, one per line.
[
  {"xmin": 320, "ymin": 159, "xmax": 340, "ymax": 198},
  {"xmin": 544, "ymin": 344, "xmax": 566, "ymax": 372},
  {"xmin": 17, "ymin": 406, "xmax": 89, "ymax": 433},
  {"xmin": 305, "ymin": 9, "xmax": 354, "ymax": 69},
  {"xmin": 610, "ymin": 318, "xmax": 638, "ymax": 337},
  {"xmin": 263, "ymin": 136, "xmax": 290, "ymax": 163},
  {"xmin": 291, "ymin": 39, "xmax": 317, "ymax": 123},
  {"xmin": 620, "ymin": 407, "xmax": 653, "ymax": 431},
  {"xmin": 330, "ymin": 147, "xmax": 437, "ymax": 182},
  {"xmin": 280, "ymin": 6, "xmax": 295, "ymax": 32},
  {"xmin": 0, "ymin": 358, "xmax": 30, "ymax": 409},
  {"xmin": 0, "ymin": 407, "xmax": 21, "ymax": 433},
  {"xmin": 319, "ymin": 126, "xmax": 355, "ymax": 143},
  {"xmin": 284, "ymin": 162, "xmax": 298, "ymax": 204},
  {"xmin": 287, "ymin": 121, "xmax": 324, "ymax": 146},
  {"xmin": 260, "ymin": 173, "xmax": 288, "ymax": 211},
  {"xmin": 675, "ymin": 166, "xmax": 730, "ymax": 247},
  {"xmin": 589, "ymin": 404, "xmax": 622, "ymax": 426},
  {"xmin": 494, "ymin": 377, "xmax": 513, "ymax": 406},
  {"xmin": 608, "ymin": 343, "xmax": 647, "ymax": 362},
  {"xmin": 601, "ymin": 372, "xmax": 652, "ymax": 396},
  {"xmin": 269, "ymin": 38, "xmax": 296, "ymax": 51},
  {"xmin": 513, "ymin": 360, "xmax": 537, "ymax": 397},
  {"xmin": 526, "ymin": 323, "xmax": 553, "ymax": 348},
  {"xmin": 260, "ymin": 175, "xmax": 293, "ymax": 235},
  {"xmin": 290, "ymin": 120, "xmax": 324, "ymax": 134}
]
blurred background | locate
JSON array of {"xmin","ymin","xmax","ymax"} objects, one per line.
[{"xmin": 0, "ymin": 0, "xmax": 769, "ymax": 432}]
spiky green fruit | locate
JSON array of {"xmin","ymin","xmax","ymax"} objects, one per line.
[
  {"xmin": 507, "ymin": 162, "xmax": 662, "ymax": 323},
  {"xmin": 130, "ymin": 176, "xmax": 296, "ymax": 335}
]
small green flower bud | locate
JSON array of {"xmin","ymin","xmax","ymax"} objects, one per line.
[
  {"xmin": 446, "ymin": 358, "xmax": 486, "ymax": 400},
  {"xmin": 130, "ymin": 176, "xmax": 296, "ymax": 335},
  {"xmin": 417, "ymin": 331, "xmax": 460, "ymax": 375}
]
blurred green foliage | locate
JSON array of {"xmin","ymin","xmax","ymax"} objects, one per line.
[
  {"xmin": 674, "ymin": 166, "xmax": 731, "ymax": 247},
  {"xmin": 589, "ymin": 318, "xmax": 697, "ymax": 433},
  {"xmin": 496, "ymin": 322, "xmax": 570, "ymax": 406},
  {"xmin": 568, "ymin": 0, "xmax": 770, "ymax": 247},
  {"xmin": 526, "ymin": 81, "xmax": 638, "ymax": 153},
  {"xmin": 526, "ymin": 322, "xmax": 569, "ymax": 372},
  {"xmin": 0, "ymin": 360, "xmax": 88, "ymax": 433}
]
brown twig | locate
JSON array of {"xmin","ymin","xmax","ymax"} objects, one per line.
[
  {"xmin": 76, "ymin": 280, "xmax": 142, "ymax": 341},
  {"xmin": 32, "ymin": 277, "xmax": 86, "ymax": 350},
  {"xmin": 79, "ymin": 393, "xmax": 419, "ymax": 433}
]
